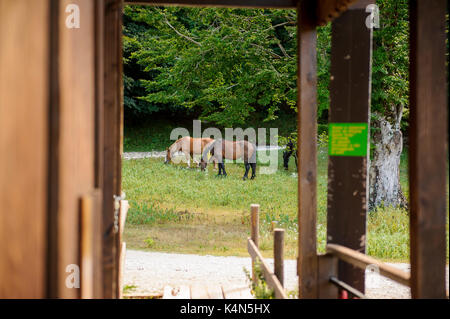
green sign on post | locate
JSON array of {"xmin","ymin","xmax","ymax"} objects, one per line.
[{"xmin": 328, "ymin": 123, "xmax": 368, "ymax": 157}]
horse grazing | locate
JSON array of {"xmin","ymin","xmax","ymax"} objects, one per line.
[
  {"xmin": 165, "ymin": 136, "xmax": 217, "ymax": 168},
  {"xmin": 200, "ymin": 139, "xmax": 257, "ymax": 180}
]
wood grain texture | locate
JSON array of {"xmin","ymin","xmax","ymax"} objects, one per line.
[
  {"xmin": 57, "ymin": 0, "xmax": 96, "ymax": 298},
  {"xmin": 327, "ymin": 244, "xmax": 410, "ymax": 287},
  {"xmin": 0, "ymin": 0, "xmax": 49, "ymax": 298},
  {"xmin": 103, "ymin": 0, "xmax": 123, "ymax": 299},
  {"xmin": 81, "ymin": 196, "xmax": 94, "ymax": 299},
  {"xmin": 91, "ymin": 189, "xmax": 104, "ymax": 298},
  {"xmin": 326, "ymin": 5, "xmax": 372, "ymax": 293},
  {"xmin": 317, "ymin": 254, "xmax": 338, "ymax": 299},
  {"xmin": 274, "ymin": 228, "xmax": 285, "ymax": 287},
  {"xmin": 409, "ymin": 0, "xmax": 448, "ymax": 299},
  {"xmin": 297, "ymin": 0, "xmax": 318, "ymax": 299}
]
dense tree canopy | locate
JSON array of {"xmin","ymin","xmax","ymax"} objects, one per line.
[{"xmin": 123, "ymin": 6, "xmax": 331, "ymax": 127}]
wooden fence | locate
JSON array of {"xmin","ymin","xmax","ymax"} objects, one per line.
[{"xmin": 247, "ymin": 204, "xmax": 288, "ymax": 299}]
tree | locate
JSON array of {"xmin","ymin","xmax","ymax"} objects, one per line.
[
  {"xmin": 369, "ymin": 0, "xmax": 409, "ymax": 209},
  {"xmin": 123, "ymin": 6, "xmax": 299, "ymax": 127}
]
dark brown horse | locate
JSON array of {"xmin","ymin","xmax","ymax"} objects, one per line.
[{"xmin": 200, "ymin": 139, "xmax": 257, "ymax": 180}]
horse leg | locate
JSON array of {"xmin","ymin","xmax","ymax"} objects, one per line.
[
  {"xmin": 250, "ymin": 163, "xmax": 256, "ymax": 179},
  {"xmin": 243, "ymin": 162, "xmax": 250, "ymax": 180},
  {"xmin": 222, "ymin": 163, "xmax": 227, "ymax": 177},
  {"xmin": 218, "ymin": 162, "xmax": 223, "ymax": 176},
  {"xmin": 184, "ymin": 152, "xmax": 191, "ymax": 168}
]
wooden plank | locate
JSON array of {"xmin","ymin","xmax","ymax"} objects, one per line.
[
  {"xmin": 57, "ymin": 0, "xmax": 96, "ymax": 299},
  {"xmin": 296, "ymin": 0, "xmax": 318, "ymax": 299},
  {"xmin": 222, "ymin": 285, "xmax": 254, "ymax": 299},
  {"xmin": 103, "ymin": 0, "xmax": 123, "ymax": 299},
  {"xmin": 125, "ymin": 0, "xmax": 297, "ymax": 9},
  {"xmin": 273, "ymin": 228, "xmax": 285, "ymax": 287},
  {"xmin": 91, "ymin": 189, "xmax": 104, "ymax": 298},
  {"xmin": 0, "ymin": 0, "xmax": 50, "ymax": 298},
  {"xmin": 95, "ymin": 0, "xmax": 105, "ymax": 189},
  {"xmin": 118, "ymin": 242, "xmax": 127, "ymax": 299},
  {"xmin": 317, "ymin": 254, "xmax": 338, "ymax": 299},
  {"xmin": 326, "ymin": 2, "xmax": 373, "ymax": 293},
  {"xmin": 250, "ymin": 204, "xmax": 259, "ymax": 283},
  {"xmin": 326, "ymin": 244, "xmax": 410, "ymax": 287},
  {"xmin": 81, "ymin": 196, "xmax": 94, "ymax": 299},
  {"xmin": 409, "ymin": 0, "xmax": 448, "ymax": 299},
  {"xmin": 248, "ymin": 239, "xmax": 288, "ymax": 299},
  {"xmin": 163, "ymin": 285, "xmax": 191, "ymax": 299},
  {"xmin": 46, "ymin": 0, "xmax": 61, "ymax": 299}
]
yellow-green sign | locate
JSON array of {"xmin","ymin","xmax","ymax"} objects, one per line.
[{"xmin": 329, "ymin": 123, "xmax": 368, "ymax": 157}]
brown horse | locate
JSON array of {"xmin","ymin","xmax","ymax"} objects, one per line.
[
  {"xmin": 165, "ymin": 136, "xmax": 217, "ymax": 168},
  {"xmin": 200, "ymin": 139, "xmax": 257, "ymax": 180}
]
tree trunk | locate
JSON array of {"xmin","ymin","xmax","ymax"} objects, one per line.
[{"xmin": 369, "ymin": 117, "xmax": 407, "ymax": 210}]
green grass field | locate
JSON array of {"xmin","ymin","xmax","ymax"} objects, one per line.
[{"xmin": 122, "ymin": 130, "xmax": 448, "ymax": 262}]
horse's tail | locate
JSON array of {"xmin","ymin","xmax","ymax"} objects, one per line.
[{"xmin": 201, "ymin": 140, "xmax": 216, "ymax": 162}]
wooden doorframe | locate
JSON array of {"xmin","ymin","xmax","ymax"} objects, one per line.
[
  {"xmin": 102, "ymin": 0, "xmax": 124, "ymax": 299},
  {"xmin": 111, "ymin": 0, "xmax": 448, "ymax": 299}
]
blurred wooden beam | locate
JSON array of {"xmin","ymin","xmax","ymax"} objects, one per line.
[
  {"xmin": 296, "ymin": 0, "xmax": 318, "ymax": 299},
  {"xmin": 409, "ymin": 0, "xmax": 448, "ymax": 299},
  {"xmin": 326, "ymin": 1, "xmax": 373, "ymax": 293}
]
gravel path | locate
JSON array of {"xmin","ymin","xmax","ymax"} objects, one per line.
[
  {"xmin": 123, "ymin": 250, "xmax": 448, "ymax": 298},
  {"xmin": 122, "ymin": 146, "xmax": 285, "ymax": 160}
]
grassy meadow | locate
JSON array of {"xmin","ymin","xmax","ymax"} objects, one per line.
[{"xmin": 122, "ymin": 125, "xmax": 449, "ymax": 262}]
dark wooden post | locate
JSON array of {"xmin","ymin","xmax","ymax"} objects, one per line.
[
  {"xmin": 326, "ymin": 0, "xmax": 374, "ymax": 293},
  {"xmin": 250, "ymin": 204, "xmax": 260, "ymax": 283},
  {"xmin": 297, "ymin": 0, "xmax": 318, "ymax": 299},
  {"xmin": 409, "ymin": 0, "xmax": 448, "ymax": 299},
  {"xmin": 274, "ymin": 228, "xmax": 285, "ymax": 287},
  {"xmin": 103, "ymin": 0, "xmax": 123, "ymax": 299}
]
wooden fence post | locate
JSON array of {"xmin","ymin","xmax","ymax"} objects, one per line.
[
  {"xmin": 274, "ymin": 228, "xmax": 285, "ymax": 287},
  {"xmin": 297, "ymin": 0, "xmax": 318, "ymax": 299},
  {"xmin": 250, "ymin": 204, "xmax": 260, "ymax": 283},
  {"xmin": 409, "ymin": 0, "xmax": 448, "ymax": 299},
  {"xmin": 327, "ymin": 0, "xmax": 373, "ymax": 293}
]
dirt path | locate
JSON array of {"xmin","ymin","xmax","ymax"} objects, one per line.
[
  {"xmin": 123, "ymin": 250, "xmax": 448, "ymax": 298},
  {"xmin": 122, "ymin": 146, "xmax": 285, "ymax": 160}
]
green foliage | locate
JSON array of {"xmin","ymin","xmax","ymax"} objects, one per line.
[
  {"xmin": 124, "ymin": 6, "xmax": 299, "ymax": 126},
  {"xmin": 244, "ymin": 263, "xmax": 275, "ymax": 299},
  {"xmin": 123, "ymin": 2, "xmax": 418, "ymax": 134},
  {"xmin": 371, "ymin": 0, "xmax": 409, "ymax": 130}
]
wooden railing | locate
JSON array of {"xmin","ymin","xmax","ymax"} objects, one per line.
[
  {"xmin": 324, "ymin": 243, "xmax": 412, "ymax": 298},
  {"xmin": 326, "ymin": 244, "xmax": 410, "ymax": 287},
  {"xmin": 247, "ymin": 204, "xmax": 288, "ymax": 299}
]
